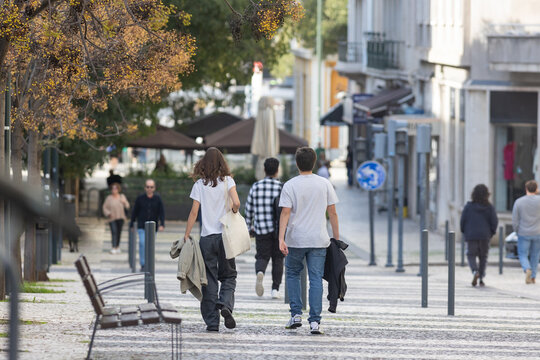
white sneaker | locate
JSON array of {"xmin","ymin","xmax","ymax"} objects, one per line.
[
  {"xmin": 310, "ymin": 321, "xmax": 323, "ymax": 335},
  {"xmin": 109, "ymin": 248, "xmax": 116, "ymax": 254},
  {"xmin": 116, "ymin": 248, "xmax": 121, "ymax": 254},
  {"xmin": 285, "ymin": 314, "xmax": 302, "ymax": 329},
  {"xmin": 271, "ymin": 289, "xmax": 280, "ymax": 299},
  {"xmin": 255, "ymin": 271, "xmax": 264, "ymax": 297}
]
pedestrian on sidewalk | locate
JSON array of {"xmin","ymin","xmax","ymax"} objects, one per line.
[
  {"xmin": 129, "ymin": 179, "xmax": 165, "ymax": 271},
  {"xmin": 279, "ymin": 147, "xmax": 340, "ymax": 335},
  {"xmin": 512, "ymin": 180, "xmax": 540, "ymax": 284},
  {"xmin": 317, "ymin": 160, "xmax": 331, "ymax": 180},
  {"xmin": 345, "ymin": 146, "xmax": 353, "ymax": 187},
  {"xmin": 183, "ymin": 147, "xmax": 240, "ymax": 332},
  {"xmin": 460, "ymin": 184, "xmax": 498, "ymax": 287},
  {"xmin": 245, "ymin": 157, "xmax": 283, "ymax": 299},
  {"xmin": 102, "ymin": 183, "xmax": 130, "ymax": 254}
]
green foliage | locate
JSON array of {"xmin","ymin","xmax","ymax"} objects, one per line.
[
  {"xmin": 293, "ymin": 0, "xmax": 348, "ymax": 55},
  {"xmin": 231, "ymin": 166, "xmax": 257, "ymax": 185},
  {"xmin": 166, "ymin": 0, "xmax": 291, "ymax": 90},
  {"xmin": 59, "ymin": 97, "xmax": 160, "ymax": 179}
]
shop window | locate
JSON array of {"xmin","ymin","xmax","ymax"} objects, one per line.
[{"xmin": 494, "ymin": 126, "xmax": 537, "ymax": 212}]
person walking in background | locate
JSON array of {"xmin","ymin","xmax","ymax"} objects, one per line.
[
  {"xmin": 183, "ymin": 147, "xmax": 240, "ymax": 332},
  {"xmin": 245, "ymin": 157, "xmax": 283, "ymax": 299},
  {"xmin": 129, "ymin": 179, "xmax": 165, "ymax": 271},
  {"xmin": 345, "ymin": 146, "xmax": 353, "ymax": 187},
  {"xmin": 512, "ymin": 180, "xmax": 540, "ymax": 284},
  {"xmin": 102, "ymin": 183, "xmax": 130, "ymax": 254},
  {"xmin": 460, "ymin": 184, "xmax": 498, "ymax": 287},
  {"xmin": 317, "ymin": 160, "xmax": 331, "ymax": 179},
  {"xmin": 106, "ymin": 169, "xmax": 123, "ymax": 188},
  {"xmin": 279, "ymin": 147, "xmax": 340, "ymax": 335}
]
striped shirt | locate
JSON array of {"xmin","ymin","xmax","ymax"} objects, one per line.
[{"xmin": 245, "ymin": 177, "xmax": 283, "ymax": 235}]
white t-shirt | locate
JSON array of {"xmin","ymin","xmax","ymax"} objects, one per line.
[
  {"xmin": 279, "ymin": 174, "xmax": 339, "ymax": 248},
  {"xmin": 190, "ymin": 176, "xmax": 236, "ymax": 237}
]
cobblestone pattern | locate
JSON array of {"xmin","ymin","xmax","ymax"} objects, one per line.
[{"xmin": 2, "ymin": 200, "xmax": 540, "ymax": 358}]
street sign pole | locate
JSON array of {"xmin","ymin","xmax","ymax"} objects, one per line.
[{"xmin": 357, "ymin": 160, "xmax": 387, "ymax": 266}]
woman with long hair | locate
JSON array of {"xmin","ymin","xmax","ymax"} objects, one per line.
[
  {"xmin": 102, "ymin": 183, "xmax": 130, "ymax": 254},
  {"xmin": 460, "ymin": 184, "xmax": 498, "ymax": 286},
  {"xmin": 184, "ymin": 147, "xmax": 241, "ymax": 331}
]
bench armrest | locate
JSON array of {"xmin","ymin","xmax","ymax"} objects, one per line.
[{"xmin": 97, "ymin": 273, "xmax": 160, "ymax": 307}]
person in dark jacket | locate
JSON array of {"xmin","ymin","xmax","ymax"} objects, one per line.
[
  {"xmin": 129, "ymin": 179, "xmax": 165, "ymax": 271},
  {"xmin": 323, "ymin": 238, "xmax": 348, "ymax": 313},
  {"xmin": 460, "ymin": 184, "xmax": 498, "ymax": 287}
]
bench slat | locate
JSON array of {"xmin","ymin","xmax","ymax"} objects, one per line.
[
  {"xmin": 120, "ymin": 306, "xmax": 138, "ymax": 314},
  {"xmin": 120, "ymin": 313, "xmax": 140, "ymax": 327},
  {"xmin": 158, "ymin": 303, "xmax": 177, "ymax": 312},
  {"xmin": 141, "ymin": 311, "xmax": 160, "ymax": 324},
  {"xmin": 100, "ymin": 315, "xmax": 119, "ymax": 329},
  {"xmin": 162, "ymin": 311, "xmax": 182, "ymax": 324},
  {"xmin": 138, "ymin": 303, "xmax": 157, "ymax": 312},
  {"xmin": 103, "ymin": 307, "xmax": 119, "ymax": 316}
]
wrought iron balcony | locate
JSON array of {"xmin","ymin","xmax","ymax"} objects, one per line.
[
  {"xmin": 338, "ymin": 41, "xmax": 363, "ymax": 64},
  {"xmin": 365, "ymin": 32, "xmax": 401, "ymax": 70}
]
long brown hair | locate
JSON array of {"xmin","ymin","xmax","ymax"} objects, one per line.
[{"xmin": 191, "ymin": 147, "xmax": 231, "ymax": 187}]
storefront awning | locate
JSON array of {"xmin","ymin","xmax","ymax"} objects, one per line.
[
  {"xmin": 320, "ymin": 103, "xmax": 347, "ymax": 126},
  {"xmin": 354, "ymin": 88, "xmax": 414, "ymax": 114}
]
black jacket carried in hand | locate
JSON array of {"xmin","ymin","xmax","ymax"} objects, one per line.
[
  {"xmin": 460, "ymin": 201, "xmax": 498, "ymax": 242},
  {"xmin": 323, "ymin": 238, "xmax": 348, "ymax": 313}
]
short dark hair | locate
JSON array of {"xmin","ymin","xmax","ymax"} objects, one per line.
[
  {"xmin": 264, "ymin": 157, "xmax": 279, "ymax": 176},
  {"xmin": 471, "ymin": 184, "xmax": 490, "ymax": 205},
  {"xmin": 295, "ymin": 147, "xmax": 316, "ymax": 172},
  {"xmin": 526, "ymin": 180, "xmax": 538, "ymax": 193}
]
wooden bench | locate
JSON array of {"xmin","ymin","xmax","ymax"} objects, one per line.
[{"xmin": 75, "ymin": 255, "xmax": 182, "ymax": 359}]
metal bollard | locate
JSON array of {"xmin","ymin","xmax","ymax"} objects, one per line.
[
  {"xmin": 445, "ymin": 220, "xmax": 449, "ymax": 261},
  {"xmin": 448, "ymin": 231, "xmax": 455, "ymax": 316},
  {"xmin": 421, "ymin": 229, "xmax": 428, "ymax": 308},
  {"xmin": 144, "ymin": 221, "xmax": 156, "ymax": 303},
  {"xmin": 460, "ymin": 235, "xmax": 465, "ymax": 267},
  {"xmin": 128, "ymin": 226, "xmax": 136, "ymax": 273},
  {"xmin": 499, "ymin": 226, "xmax": 504, "ymax": 275}
]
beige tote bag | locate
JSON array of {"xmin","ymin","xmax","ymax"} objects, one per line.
[{"xmin": 219, "ymin": 177, "xmax": 251, "ymax": 259}]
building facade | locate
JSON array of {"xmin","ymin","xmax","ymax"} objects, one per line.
[{"xmin": 337, "ymin": 0, "xmax": 540, "ymax": 232}]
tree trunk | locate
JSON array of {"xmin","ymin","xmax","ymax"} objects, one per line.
[
  {"xmin": 12, "ymin": 122, "xmax": 24, "ymax": 284},
  {"xmin": 24, "ymin": 130, "xmax": 40, "ymax": 282},
  {"xmin": 75, "ymin": 176, "xmax": 80, "ymax": 218}
]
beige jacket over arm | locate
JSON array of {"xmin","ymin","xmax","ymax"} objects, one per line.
[{"xmin": 170, "ymin": 238, "xmax": 207, "ymax": 301}]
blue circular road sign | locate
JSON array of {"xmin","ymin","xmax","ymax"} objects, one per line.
[{"xmin": 357, "ymin": 161, "xmax": 386, "ymax": 191}]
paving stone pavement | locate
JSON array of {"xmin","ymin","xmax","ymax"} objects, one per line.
[{"xmin": 3, "ymin": 167, "xmax": 540, "ymax": 359}]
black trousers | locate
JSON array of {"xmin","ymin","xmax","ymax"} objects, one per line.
[
  {"xmin": 466, "ymin": 239, "xmax": 489, "ymax": 278},
  {"xmin": 255, "ymin": 232, "xmax": 284, "ymax": 290},
  {"xmin": 199, "ymin": 233, "xmax": 237, "ymax": 328},
  {"xmin": 109, "ymin": 219, "xmax": 124, "ymax": 247}
]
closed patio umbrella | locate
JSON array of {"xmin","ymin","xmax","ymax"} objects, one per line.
[{"xmin": 251, "ymin": 97, "xmax": 279, "ymax": 179}]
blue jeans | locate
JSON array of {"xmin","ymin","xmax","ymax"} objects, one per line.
[
  {"xmin": 517, "ymin": 235, "xmax": 540, "ymax": 279},
  {"xmin": 137, "ymin": 229, "xmax": 145, "ymax": 267},
  {"xmin": 285, "ymin": 247, "xmax": 326, "ymax": 323}
]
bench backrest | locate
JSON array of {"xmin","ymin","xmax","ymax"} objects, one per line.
[{"xmin": 75, "ymin": 255, "xmax": 106, "ymax": 316}]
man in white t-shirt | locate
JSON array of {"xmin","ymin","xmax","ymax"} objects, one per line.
[{"xmin": 278, "ymin": 147, "xmax": 339, "ymax": 335}]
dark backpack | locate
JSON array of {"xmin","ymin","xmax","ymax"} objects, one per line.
[{"xmin": 272, "ymin": 194, "xmax": 282, "ymax": 240}]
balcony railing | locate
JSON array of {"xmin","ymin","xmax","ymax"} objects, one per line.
[
  {"xmin": 365, "ymin": 32, "xmax": 401, "ymax": 70},
  {"xmin": 338, "ymin": 41, "xmax": 363, "ymax": 63}
]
